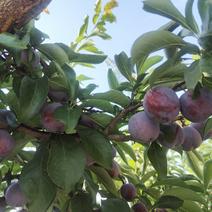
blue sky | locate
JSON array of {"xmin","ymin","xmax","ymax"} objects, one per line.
[{"xmin": 36, "ymin": 1, "xmax": 188, "ymax": 91}]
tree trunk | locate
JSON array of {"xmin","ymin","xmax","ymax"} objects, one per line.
[{"xmin": 0, "ymin": 0, "xmax": 52, "ymax": 33}]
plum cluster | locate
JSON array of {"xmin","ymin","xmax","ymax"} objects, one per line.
[{"xmin": 128, "ymin": 86, "xmax": 212, "ymax": 151}]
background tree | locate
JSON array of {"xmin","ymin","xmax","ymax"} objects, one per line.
[{"xmin": 0, "ymin": 0, "xmax": 211, "ymax": 212}]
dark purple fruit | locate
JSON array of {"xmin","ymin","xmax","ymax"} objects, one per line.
[
  {"xmin": 120, "ymin": 183, "xmax": 136, "ymax": 201},
  {"xmin": 158, "ymin": 123, "xmax": 184, "ymax": 148},
  {"xmin": 128, "ymin": 112, "xmax": 160, "ymax": 144},
  {"xmin": 0, "ymin": 130, "xmax": 15, "ymax": 157},
  {"xmin": 181, "ymin": 126, "xmax": 203, "ymax": 151},
  {"xmin": 132, "ymin": 202, "xmax": 148, "ymax": 212},
  {"xmin": 190, "ymin": 122, "xmax": 205, "ymax": 138},
  {"xmin": 41, "ymin": 103, "xmax": 65, "ymax": 132},
  {"xmin": 107, "ymin": 160, "xmax": 121, "ymax": 178},
  {"xmin": 180, "ymin": 88, "xmax": 212, "ymax": 122},
  {"xmin": 0, "ymin": 109, "xmax": 17, "ymax": 129},
  {"xmin": 144, "ymin": 87, "xmax": 180, "ymax": 123},
  {"xmin": 5, "ymin": 182, "xmax": 27, "ymax": 207}
]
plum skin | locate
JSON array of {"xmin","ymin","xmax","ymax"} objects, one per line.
[
  {"xmin": 5, "ymin": 182, "xmax": 27, "ymax": 207},
  {"xmin": 180, "ymin": 88, "xmax": 212, "ymax": 122},
  {"xmin": 107, "ymin": 160, "xmax": 121, "ymax": 178},
  {"xmin": 0, "ymin": 130, "xmax": 15, "ymax": 157},
  {"xmin": 132, "ymin": 202, "xmax": 148, "ymax": 212},
  {"xmin": 144, "ymin": 86, "xmax": 180, "ymax": 123},
  {"xmin": 41, "ymin": 102, "xmax": 65, "ymax": 132},
  {"xmin": 158, "ymin": 123, "xmax": 184, "ymax": 149},
  {"xmin": 181, "ymin": 126, "xmax": 203, "ymax": 151},
  {"xmin": 120, "ymin": 183, "xmax": 136, "ymax": 201},
  {"xmin": 128, "ymin": 112, "xmax": 160, "ymax": 144}
]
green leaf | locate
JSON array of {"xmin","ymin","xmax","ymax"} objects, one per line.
[
  {"xmin": 204, "ymin": 116, "xmax": 212, "ymax": 136},
  {"xmin": 20, "ymin": 145, "xmax": 56, "ymax": 212},
  {"xmin": 54, "ymin": 106, "xmax": 82, "ymax": 134},
  {"xmin": 117, "ymin": 143, "xmax": 136, "ymax": 161},
  {"xmin": 47, "ymin": 136, "xmax": 86, "ymax": 192},
  {"xmin": 149, "ymin": 62, "xmax": 185, "ymax": 86},
  {"xmin": 107, "ymin": 68, "xmax": 119, "ymax": 89},
  {"xmin": 90, "ymin": 166, "xmax": 118, "ymax": 197},
  {"xmin": 0, "ymin": 33, "xmax": 28, "ymax": 49},
  {"xmin": 163, "ymin": 187, "xmax": 206, "ymax": 205},
  {"xmin": 76, "ymin": 16, "xmax": 89, "ymax": 43},
  {"xmin": 19, "ymin": 76, "xmax": 48, "ymax": 121},
  {"xmin": 147, "ymin": 142, "xmax": 167, "ymax": 178},
  {"xmin": 182, "ymin": 200, "xmax": 204, "ymax": 212},
  {"xmin": 115, "ymin": 52, "xmax": 134, "ymax": 81},
  {"xmin": 82, "ymin": 99, "xmax": 115, "ymax": 114},
  {"xmin": 139, "ymin": 55, "xmax": 163, "ymax": 74},
  {"xmin": 203, "ymin": 159, "xmax": 212, "ymax": 190},
  {"xmin": 101, "ymin": 199, "xmax": 131, "ymax": 212},
  {"xmin": 186, "ymin": 151, "xmax": 203, "ymax": 180},
  {"xmin": 184, "ymin": 61, "xmax": 202, "ymax": 90},
  {"xmin": 153, "ymin": 177, "xmax": 204, "ymax": 193},
  {"xmin": 79, "ymin": 129, "xmax": 113, "ymax": 169},
  {"xmin": 89, "ymin": 113, "xmax": 113, "ymax": 128},
  {"xmin": 198, "ymin": 0, "xmax": 208, "ymax": 22},
  {"xmin": 93, "ymin": 0, "xmax": 102, "ymax": 24},
  {"xmin": 38, "ymin": 43, "xmax": 69, "ymax": 65},
  {"xmin": 115, "ymin": 145, "xmax": 128, "ymax": 165},
  {"xmin": 70, "ymin": 53, "xmax": 107, "ymax": 64},
  {"xmin": 185, "ymin": 0, "xmax": 199, "ymax": 34},
  {"xmin": 70, "ymin": 192, "xmax": 93, "ymax": 212},
  {"xmin": 92, "ymin": 90, "xmax": 130, "ymax": 107},
  {"xmin": 154, "ymin": 195, "xmax": 183, "ymax": 209},
  {"xmin": 131, "ymin": 30, "xmax": 185, "ymax": 67},
  {"xmin": 143, "ymin": 0, "xmax": 192, "ymax": 31}
]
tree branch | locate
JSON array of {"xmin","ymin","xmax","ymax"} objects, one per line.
[
  {"xmin": 104, "ymin": 102, "xmax": 142, "ymax": 135},
  {"xmin": 16, "ymin": 124, "xmax": 50, "ymax": 140}
]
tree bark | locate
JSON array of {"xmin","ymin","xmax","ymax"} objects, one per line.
[{"xmin": 0, "ymin": 0, "xmax": 52, "ymax": 33}]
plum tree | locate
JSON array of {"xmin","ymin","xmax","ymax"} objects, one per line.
[
  {"xmin": 5, "ymin": 182, "xmax": 27, "ymax": 207},
  {"xmin": 120, "ymin": 183, "xmax": 137, "ymax": 201},
  {"xmin": 158, "ymin": 123, "xmax": 184, "ymax": 148},
  {"xmin": 180, "ymin": 88, "xmax": 212, "ymax": 122},
  {"xmin": 132, "ymin": 202, "xmax": 148, "ymax": 212},
  {"xmin": 128, "ymin": 111, "xmax": 160, "ymax": 143},
  {"xmin": 107, "ymin": 160, "xmax": 121, "ymax": 178},
  {"xmin": 143, "ymin": 87, "xmax": 180, "ymax": 123},
  {"xmin": 41, "ymin": 102, "xmax": 65, "ymax": 132},
  {"xmin": 0, "ymin": 130, "xmax": 15, "ymax": 157},
  {"xmin": 48, "ymin": 89, "xmax": 69, "ymax": 103},
  {"xmin": 181, "ymin": 126, "xmax": 203, "ymax": 151}
]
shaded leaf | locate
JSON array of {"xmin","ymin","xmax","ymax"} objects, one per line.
[
  {"xmin": 20, "ymin": 145, "xmax": 56, "ymax": 212},
  {"xmin": 79, "ymin": 129, "xmax": 113, "ymax": 169},
  {"xmin": 203, "ymin": 159, "xmax": 212, "ymax": 190},
  {"xmin": 163, "ymin": 187, "xmax": 206, "ymax": 205},
  {"xmin": 185, "ymin": 0, "xmax": 199, "ymax": 34},
  {"xmin": 101, "ymin": 198, "xmax": 131, "ymax": 212},
  {"xmin": 47, "ymin": 136, "xmax": 86, "ymax": 192},
  {"xmin": 147, "ymin": 142, "xmax": 167, "ymax": 178},
  {"xmin": 154, "ymin": 195, "xmax": 183, "ymax": 209},
  {"xmin": 19, "ymin": 76, "xmax": 48, "ymax": 121}
]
